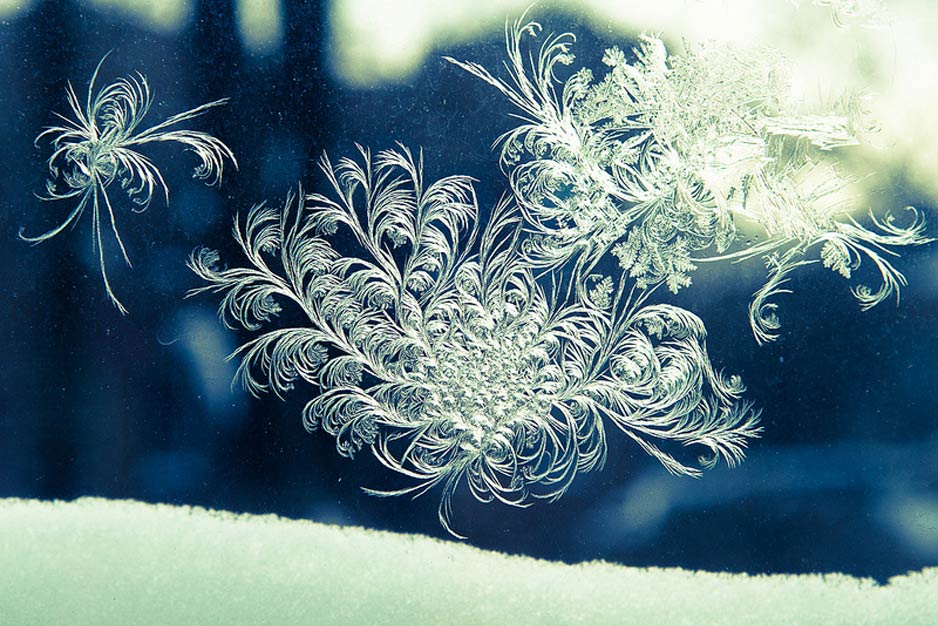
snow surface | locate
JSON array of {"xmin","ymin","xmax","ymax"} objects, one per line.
[{"xmin": 0, "ymin": 498, "xmax": 933, "ymax": 625}]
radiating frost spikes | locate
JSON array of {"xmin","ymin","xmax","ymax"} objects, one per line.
[
  {"xmin": 190, "ymin": 147, "xmax": 760, "ymax": 536},
  {"xmin": 23, "ymin": 55, "xmax": 236, "ymax": 313}
]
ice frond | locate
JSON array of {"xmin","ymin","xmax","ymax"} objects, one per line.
[
  {"xmin": 587, "ymin": 303, "xmax": 761, "ymax": 476},
  {"xmin": 450, "ymin": 18, "xmax": 931, "ymax": 342},
  {"xmin": 191, "ymin": 148, "xmax": 760, "ymax": 535},
  {"xmin": 743, "ymin": 203, "xmax": 931, "ymax": 343},
  {"xmin": 22, "ymin": 55, "xmax": 236, "ymax": 313},
  {"xmin": 748, "ymin": 249, "xmax": 817, "ymax": 345}
]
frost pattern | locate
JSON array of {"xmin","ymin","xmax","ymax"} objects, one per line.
[
  {"xmin": 446, "ymin": 16, "xmax": 929, "ymax": 343},
  {"xmin": 21, "ymin": 55, "xmax": 236, "ymax": 313},
  {"xmin": 189, "ymin": 146, "xmax": 760, "ymax": 536},
  {"xmin": 793, "ymin": 0, "xmax": 892, "ymax": 28}
]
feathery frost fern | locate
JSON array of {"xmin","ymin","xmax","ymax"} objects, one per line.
[
  {"xmin": 446, "ymin": 15, "xmax": 929, "ymax": 343},
  {"xmin": 189, "ymin": 146, "xmax": 760, "ymax": 536},
  {"xmin": 22, "ymin": 55, "xmax": 236, "ymax": 313}
]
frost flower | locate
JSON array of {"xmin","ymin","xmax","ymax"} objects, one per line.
[
  {"xmin": 190, "ymin": 146, "xmax": 760, "ymax": 535},
  {"xmin": 22, "ymin": 55, "xmax": 236, "ymax": 313},
  {"xmin": 447, "ymin": 16, "xmax": 930, "ymax": 343}
]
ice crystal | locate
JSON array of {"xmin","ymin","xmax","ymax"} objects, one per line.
[
  {"xmin": 447, "ymin": 16, "xmax": 930, "ymax": 343},
  {"xmin": 189, "ymin": 146, "xmax": 760, "ymax": 536},
  {"xmin": 21, "ymin": 55, "xmax": 236, "ymax": 313}
]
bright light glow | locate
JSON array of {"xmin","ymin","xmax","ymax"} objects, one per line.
[
  {"xmin": 85, "ymin": 0, "xmax": 190, "ymax": 32},
  {"xmin": 0, "ymin": 0, "xmax": 34, "ymax": 19},
  {"xmin": 330, "ymin": 0, "xmax": 527, "ymax": 85},
  {"xmin": 236, "ymin": 0, "xmax": 284, "ymax": 55},
  {"xmin": 328, "ymin": 0, "xmax": 789, "ymax": 85}
]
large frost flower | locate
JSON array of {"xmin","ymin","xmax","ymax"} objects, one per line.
[
  {"xmin": 447, "ymin": 15, "xmax": 930, "ymax": 343},
  {"xmin": 189, "ymin": 146, "xmax": 760, "ymax": 535},
  {"xmin": 21, "ymin": 55, "xmax": 236, "ymax": 313}
]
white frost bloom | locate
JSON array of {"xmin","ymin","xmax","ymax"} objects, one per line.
[
  {"xmin": 447, "ymin": 15, "xmax": 930, "ymax": 343},
  {"xmin": 189, "ymin": 146, "xmax": 760, "ymax": 536}
]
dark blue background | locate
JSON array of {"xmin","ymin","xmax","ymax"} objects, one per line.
[{"xmin": 2, "ymin": 0, "xmax": 937, "ymax": 581}]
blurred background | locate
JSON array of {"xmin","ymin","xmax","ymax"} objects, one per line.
[{"xmin": 1, "ymin": 0, "xmax": 937, "ymax": 581}]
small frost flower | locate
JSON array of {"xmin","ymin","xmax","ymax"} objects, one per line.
[
  {"xmin": 190, "ymin": 146, "xmax": 760, "ymax": 536},
  {"xmin": 21, "ymin": 54, "xmax": 236, "ymax": 313}
]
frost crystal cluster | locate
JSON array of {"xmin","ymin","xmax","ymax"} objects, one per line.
[
  {"xmin": 190, "ymin": 147, "xmax": 760, "ymax": 535},
  {"xmin": 23, "ymin": 55, "xmax": 235, "ymax": 313},
  {"xmin": 188, "ymin": 14, "xmax": 931, "ymax": 535},
  {"xmin": 447, "ymin": 16, "xmax": 929, "ymax": 343}
]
